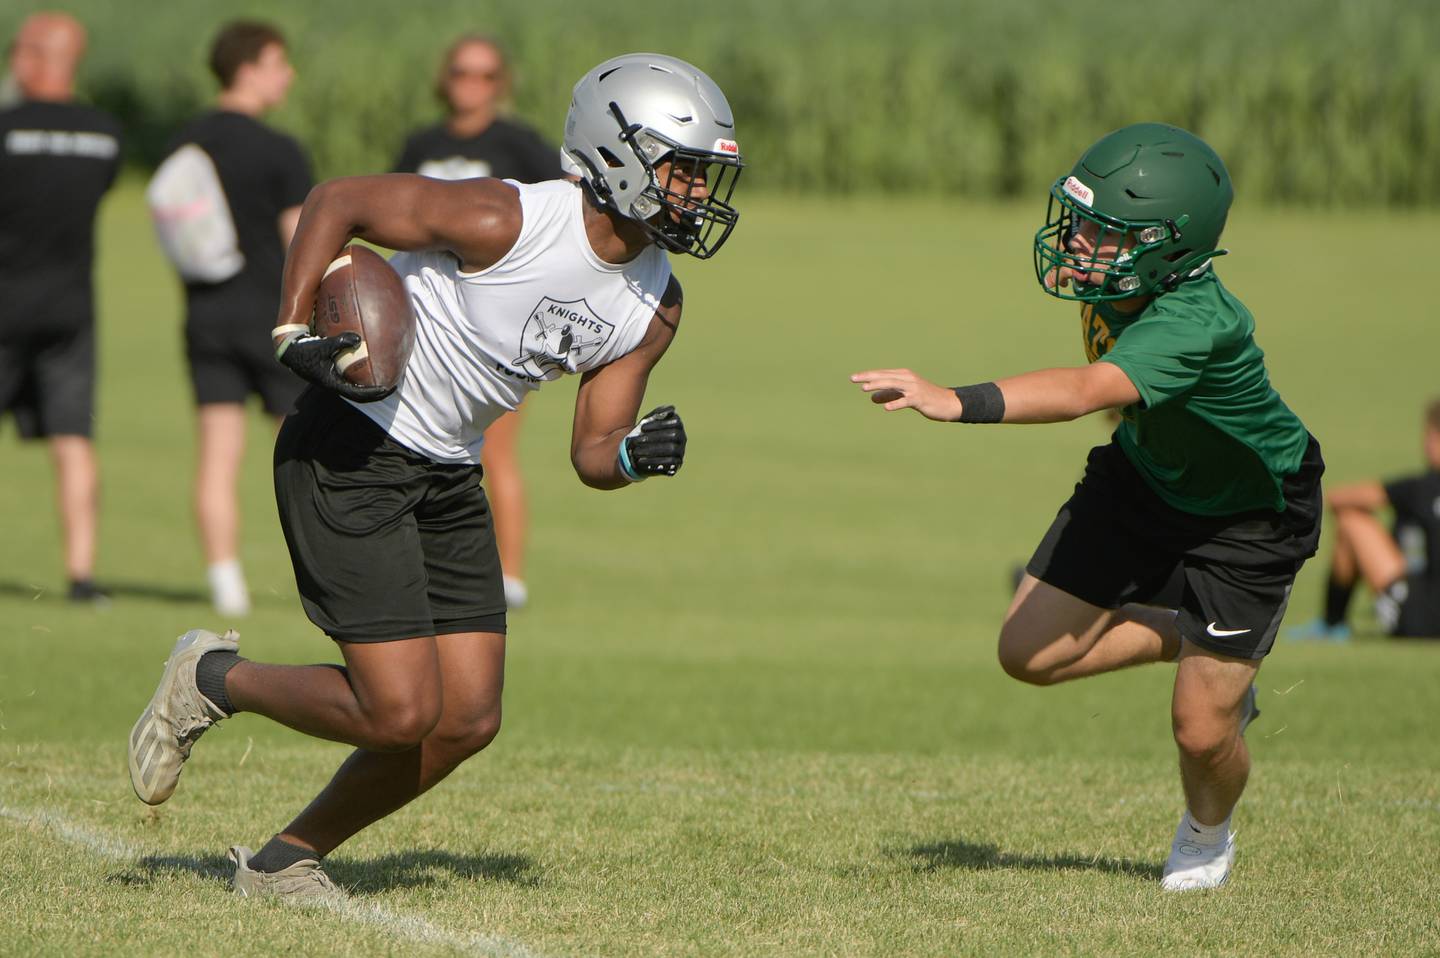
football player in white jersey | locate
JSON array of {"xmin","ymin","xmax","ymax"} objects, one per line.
[{"xmin": 128, "ymin": 53, "xmax": 742, "ymax": 898}]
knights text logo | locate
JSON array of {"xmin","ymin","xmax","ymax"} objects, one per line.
[{"xmin": 512, "ymin": 297, "xmax": 615, "ymax": 379}]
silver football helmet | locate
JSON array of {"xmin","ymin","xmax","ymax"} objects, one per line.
[{"xmin": 563, "ymin": 53, "xmax": 743, "ymax": 259}]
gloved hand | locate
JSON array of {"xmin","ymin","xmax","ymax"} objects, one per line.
[
  {"xmin": 274, "ymin": 331, "xmax": 395, "ymax": 403},
  {"xmin": 617, "ymin": 405, "xmax": 687, "ymax": 481}
]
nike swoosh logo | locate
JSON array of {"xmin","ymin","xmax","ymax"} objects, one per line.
[{"xmin": 1206, "ymin": 622, "xmax": 1252, "ymax": 637}]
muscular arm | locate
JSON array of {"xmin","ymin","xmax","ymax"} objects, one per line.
[
  {"xmin": 570, "ymin": 277, "xmax": 683, "ymax": 489},
  {"xmin": 852, "ymin": 361, "xmax": 1139, "ymax": 423},
  {"xmin": 272, "ymin": 174, "xmax": 521, "ymax": 346}
]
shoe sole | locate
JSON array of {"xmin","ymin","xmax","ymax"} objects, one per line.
[{"xmin": 128, "ymin": 629, "xmax": 236, "ymax": 805}]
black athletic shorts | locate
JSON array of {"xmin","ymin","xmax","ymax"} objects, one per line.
[
  {"xmin": 186, "ymin": 303, "xmax": 305, "ymax": 416},
  {"xmin": 0, "ymin": 323, "xmax": 95, "ymax": 438},
  {"xmin": 1027, "ymin": 436, "xmax": 1325, "ymax": 660},
  {"xmin": 273, "ymin": 387, "xmax": 507, "ymax": 643}
]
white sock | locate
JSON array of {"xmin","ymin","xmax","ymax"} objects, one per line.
[
  {"xmin": 503, "ymin": 575, "xmax": 528, "ymax": 610},
  {"xmin": 209, "ymin": 559, "xmax": 251, "ymax": 616},
  {"xmin": 1181, "ymin": 809, "xmax": 1231, "ymax": 845}
]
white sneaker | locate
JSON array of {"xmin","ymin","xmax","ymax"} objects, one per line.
[
  {"xmin": 128, "ymin": 628, "xmax": 238, "ymax": 805},
  {"xmin": 503, "ymin": 575, "xmax": 528, "ymax": 610},
  {"xmin": 1161, "ymin": 815, "xmax": 1235, "ymax": 891},
  {"xmin": 230, "ymin": 845, "xmax": 343, "ymax": 901}
]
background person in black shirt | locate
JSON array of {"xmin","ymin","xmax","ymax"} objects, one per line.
[
  {"xmin": 1292, "ymin": 399, "xmax": 1440, "ymax": 640},
  {"xmin": 0, "ymin": 12, "xmax": 121, "ymax": 603},
  {"xmin": 393, "ymin": 34, "xmax": 561, "ymax": 611},
  {"xmin": 164, "ymin": 21, "xmax": 312, "ymax": 617}
]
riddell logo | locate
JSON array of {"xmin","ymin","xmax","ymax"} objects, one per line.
[
  {"xmin": 714, "ymin": 138, "xmax": 740, "ymax": 155},
  {"xmin": 1063, "ymin": 176, "xmax": 1095, "ymax": 207}
]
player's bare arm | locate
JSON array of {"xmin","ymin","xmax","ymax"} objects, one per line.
[
  {"xmin": 570, "ymin": 276, "xmax": 685, "ymax": 490},
  {"xmin": 273, "ymin": 174, "xmax": 521, "ymax": 346},
  {"xmin": 849, "ymin": 362, "xmax": 1139, "ymax": 423}
]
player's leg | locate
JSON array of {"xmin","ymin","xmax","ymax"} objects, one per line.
[
  {"xmin": 260, "ymin": 441, "xmax": 509, "ymax": 848},
  {"xmin": 1000, "ymin": 444, "xmax": 1182, "ymax": 685},
  {"xmin": 266, "ymin": 630, "xmax": 505, "ymax": 858},
  {"xmin": 999, "ymin": 575, "xmax": 1181, "ymax": 684},
  {"xmin": 1163, "ymin": 439, "xmax": 1324, "ymax": 891},
  {"xmin": 480, "ymin": 409, "xmax": 530, "ymax": 608},
  {"xmin": 1171, "ymin": 644, "xmax": 1258, "ymax": 826},
  {"xmin": 229, "ymin": 401, "xmax": 508, "ymax": 889},
  {"xmin": 1160, "ymin": 642, "xmax": 1258, "ymax": 891},
  {"xmin": 129, "ymin": 388, "xmax": 435, "ymax": 807},
  {"xmin": 224, "ymin": 635, "xmax": 444, "ymax": 750},
  {"xmin": 220, "ymin": 633, "xmax": 461, "ymax": 900}
]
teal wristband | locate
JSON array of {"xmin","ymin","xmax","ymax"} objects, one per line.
[{"xmin": 617, "ymin": 438, "xmax": 645, "ymax": 482}]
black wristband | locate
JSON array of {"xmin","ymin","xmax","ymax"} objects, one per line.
[{"xmin": 952, "ymin": 382, "xmax": 1005, "ymax": 423}]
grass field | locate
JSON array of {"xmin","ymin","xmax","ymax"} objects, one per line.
[{"xmin": 1, "ymin": 184, "xmax": 1438, "ymax": 956}]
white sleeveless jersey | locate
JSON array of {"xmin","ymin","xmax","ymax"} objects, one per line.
[{"xmin": 346, "ymin": 180, "xmax": 672, "ymax": 463}]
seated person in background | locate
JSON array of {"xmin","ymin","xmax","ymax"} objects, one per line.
[{"xmin": 1291, "ymin": 399, "xmax": 1440, "ymax": 640}]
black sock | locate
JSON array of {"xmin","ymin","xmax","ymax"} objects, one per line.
[
  {"xmin": 1323, "ymin": 571, "xmax": 1355, "ymax": 627},
  {"xmin": 67, "ymin": 579, "xmax": 109, "ymax": 602},
  {"xmin": 194, "ymin": 650, "xmax": 243, "ymax": 716},
  {"xmin": 247, "ymin": 836, "xmax": 318, "ymax": 873}
]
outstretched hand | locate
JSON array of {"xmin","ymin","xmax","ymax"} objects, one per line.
[{"xmin": 850, "ymin": 368, "xmax": 963, "ymax": 422}]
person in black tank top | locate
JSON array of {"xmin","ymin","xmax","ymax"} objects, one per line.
[
  {"xmin": 0, "ymin": 13, "xmax": 120, "ymax": 603},
  {"xmin": 162, "ymin": 22, "xmax": 312, "ymax": 618},
  {"xmin": 392, "ymin": 35, "xmax": 563, "ymax": 612},
  {"xmin": 1291, "ymin": 399, "xmax": 1440, "ymax": 640}
]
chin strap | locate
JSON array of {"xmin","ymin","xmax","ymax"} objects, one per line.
[{"xmin": 1161, "ymin": 248, "xmax": 1230, "ymax": 292}]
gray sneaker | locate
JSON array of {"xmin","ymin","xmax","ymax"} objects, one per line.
[
  {"xmin": 1239, "ymin": 684, "xmax": 1261, "ymax": 736},
  {"xmin": 230, "ymin": 845, "xmax": 344, "ymax": 900},
  {"xmin": 128, "ymin": 628, "xmax": 238, "ymax": 805}
]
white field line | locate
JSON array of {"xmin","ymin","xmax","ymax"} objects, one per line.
[
  {"xmin": 0, "ymin": 805, "xmax": 141, "ymax": 861},
  {"xmin": 0, "ymin": 805, "xmax": 545, "ymax": 958}
]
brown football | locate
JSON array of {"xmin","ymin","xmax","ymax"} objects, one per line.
[{"xmin": 313, "ymin": 244, "xmax": 416, "ymax": 391}]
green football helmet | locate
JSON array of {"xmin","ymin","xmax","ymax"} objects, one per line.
[{"xmin": 1034, "ymin": 123, "xmax": 1233, "ymax": 302}]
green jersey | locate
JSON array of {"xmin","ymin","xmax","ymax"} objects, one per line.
[{"xmin": 1081, "ymin": 271, "xmax": 1310, "ymax": 516}]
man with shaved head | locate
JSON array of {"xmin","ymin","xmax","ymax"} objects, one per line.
[{"xmin": 0, "ymin": 12, "xmax": 121, "ymax": 602}]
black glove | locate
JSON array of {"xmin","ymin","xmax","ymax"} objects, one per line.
[
  {"xmin": 275, "ymin": 332, "xmax": 394, "ymax": 403},
  {"xmin": 618, "ymin": 405, "xmax": 687, "ymax": 480}
]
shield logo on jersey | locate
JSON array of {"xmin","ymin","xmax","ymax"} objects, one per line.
[{"xmin": 512, "ymin": 297, "xmax": 616, "ymax": 379}]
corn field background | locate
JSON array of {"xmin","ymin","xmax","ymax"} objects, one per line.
[{"xmin": 4, "ymin": 0, "xmax": 1439, "ymax": 205}]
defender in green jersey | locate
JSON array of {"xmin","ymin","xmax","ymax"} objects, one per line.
[{"xmin": 853, "ymin": 123, "xmax": 1323, "ymax": 892}]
